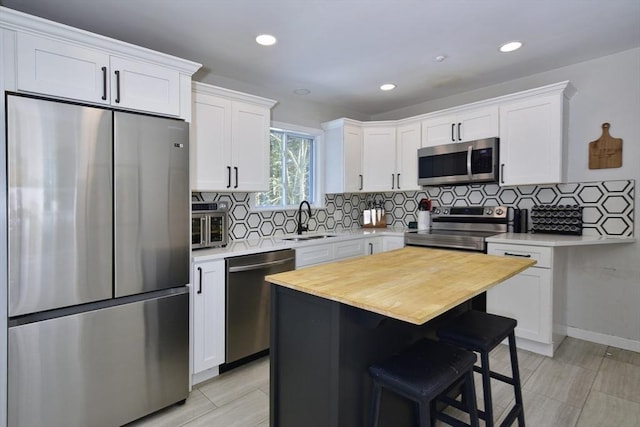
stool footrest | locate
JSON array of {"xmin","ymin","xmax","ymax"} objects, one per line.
[
  {"xmin": 436, "ymin": 411, "xmax": 474, "ymax": 427},
  {"xmin": 499, "ymin": 403, "xmax": 524, "ymax": 427},
  {"xmin": 472, "ymin": 366, "xmax": 516, "ymax": 386}
]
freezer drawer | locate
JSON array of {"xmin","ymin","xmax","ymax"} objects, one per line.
[{"xmin": 8, "ymin": 291, "xmax": 189, "ymax": 427}]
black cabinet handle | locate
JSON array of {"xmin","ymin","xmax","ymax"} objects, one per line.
[
  {"xmin": 504, "ymin": 252, "xmax": 532, "ymax": 258},
  {"xmin": 359, "ymin": 174, "xmax": 363, "ymax": 191},
  {"xmin": 501, "ymin": 164, "xmax": 505, "ymax": 184},
  {"xmin": 114, "ymin": 70, "xmax": 121, "ymax": 103},
  {"xmin": 101, "ymin": 66, "xmax": 107, "ymax": 100},
  {"xmin": 369, "ymin": 243, "xmax": 373, "ymax": 255},
  {"xmin": 457, "ymin": 123, "xmax": 462, "ymax": 141},
  {"xmin": 227, "ymin": 166, "xmax": 232, "ymax": 188},
  {"xmin": 234, "ymin": 166, "xmax": 239, "ymax": 189},
  {"xmin": 451, "ymin": 123, "xmax": 455, "ymax": 142},
  {"xmin": 397, "ymin": 173, "xmax": 401, "ymax": 189},
  {"xmin": 391, "ymin": 174, "xmax": 395, "ymax": 189},
  {"xmin": 197, "ymin": 267, "xmax": 203, "ymax": 294}
]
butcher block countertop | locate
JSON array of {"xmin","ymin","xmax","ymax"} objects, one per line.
[{"xmin": 266, "ymin": 246, "xmax": 536, "ymax": 325}]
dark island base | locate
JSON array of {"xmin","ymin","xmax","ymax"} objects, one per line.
[{"xmin": 270, "ymin": 285, "xmax": 482, "ymax": 427}]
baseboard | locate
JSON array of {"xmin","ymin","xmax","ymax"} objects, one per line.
[
  {"xmin": 192, "ymin": 366, "xmax": 220, "ymax": 386},
  {"xmin": 567, "ymin": 327, "xmax": 640, "ymax": 352}
]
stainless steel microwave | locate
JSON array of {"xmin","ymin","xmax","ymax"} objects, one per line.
[
  {"xmin": 192, "ymin": 201, "xmax": 229, "ymax": 249},
  {"xmin": 417, "ymin": 137, "xmax": 499, "ymax": 186}
]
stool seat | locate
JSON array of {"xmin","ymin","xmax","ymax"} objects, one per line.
[
  {"xmin": 369, "ymin": 339, "xmax": 476, "ymax": 398},
  {"xmin": 437, "ymin": 310, "xmax": 525, "ymax": 427},
  {"xmin": 368, "ymin": 339, "xmax": 480, "ymax": 427},
  {"xmin": 437, "ymin": 310, "xmax": 517, "ymax": 352}
]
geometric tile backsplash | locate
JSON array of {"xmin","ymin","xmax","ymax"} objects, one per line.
[{"xmin": 198, "ymin": 179, "xmax": 635, "ymax": 241}]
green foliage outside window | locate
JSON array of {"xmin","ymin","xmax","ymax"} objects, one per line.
[{"xmin": 255, "ymin": 130, "xmax": 314, "ymax": 208}]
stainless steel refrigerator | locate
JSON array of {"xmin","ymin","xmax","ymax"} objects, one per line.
[{"xmin": 6, "ymin": 94, "xmax": 190, "ymax": 427}]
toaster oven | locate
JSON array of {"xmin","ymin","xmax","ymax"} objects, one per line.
[{"xmin": 192, "ymin": 201, "xmax": 229, "ymax": 249}]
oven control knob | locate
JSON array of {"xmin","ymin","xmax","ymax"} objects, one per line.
[
  {"xmin": 485, "ymin": 208, "xmax": 493, "ymax": 215},
  {"xmin": 433, "ymin": 208, "xmax": 440, "ymax": 214},
  {"xmin": 443, "ymin": 209, "xmax": 449, "ymax": 214},
  {"xmin": 495, "ymin": 208, "xmax": 504, "ymax": 215}
]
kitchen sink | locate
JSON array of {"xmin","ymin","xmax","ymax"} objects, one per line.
[{"xmin": 281, "ymin": 234, "xmax": 337, "ymax": 242}]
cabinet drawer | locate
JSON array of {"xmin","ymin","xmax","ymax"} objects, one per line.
[
  {"xmin": 487, "ymin": 244, "xmax": 552, "ymax": 268},
  {"xmin": 295, "ymin": 244, "xmax": 334, "ymax": 268},
  {"xmin": 334, "ymin": 239, "xmax": 365, "ymax": 259}
]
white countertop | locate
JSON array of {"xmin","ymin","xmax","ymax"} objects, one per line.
[
  {"xmin": 486, "ymin": 232, "xmax": 636, "ymax": 247},
  {"xmin": 191, "ymin": 227, "xmax": 406, "ymax": 262}
]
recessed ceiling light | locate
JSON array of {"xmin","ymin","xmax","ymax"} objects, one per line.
[
  {"xmin": 435, "ymin": 55, "xmax": 447, "ymax": 62},
  {"xmin": 499, "ymin": 41, "xmax": 522, "ymax": 53},
  {"xmin": 293, "ymin": 88, "xmax": 310, "ymax": 95},
  {"xmin": 256, "ymin": 34, "xmax": 277, "ymax": 46},
  {"xmin": 380, "ymin": 83, "xmax": 396, "ymax": 91}
]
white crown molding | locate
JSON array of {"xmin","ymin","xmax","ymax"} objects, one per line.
[
  {"xmin": 0, "ymin": 6, "xmax": 201, "ymax": 75},
  {"xmin": 192, "ymin": 81, "xmax": 277, "ymax": 108}
]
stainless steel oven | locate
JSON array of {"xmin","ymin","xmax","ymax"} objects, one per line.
[
  {"xmin": 418, "ymin": 137, "xmax": 499, "ymax": 186},
  {"xmin": 192, "ymin": 201, "xmax": 229, "ymax": 249},
  {"xmin": 404, "ymin": 206, "xmax": 508, "ymax": 253}
]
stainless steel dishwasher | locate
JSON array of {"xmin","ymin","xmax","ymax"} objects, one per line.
[{"xmin": 225, "ymin": 249, "xmax": 296, "ymax": 364}]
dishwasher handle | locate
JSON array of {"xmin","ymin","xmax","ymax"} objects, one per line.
[{"xmin": 227, "ymin": 257, "xmax": 295, "ymax": 273}]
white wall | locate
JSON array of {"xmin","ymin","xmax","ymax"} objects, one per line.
[
  {"xmin": 375, "ymin": 48, "xmax": 640, "ymax": 348},
  {"xmin": 193, "ymin": 71, "xmax": 369, "ymax": 128}
]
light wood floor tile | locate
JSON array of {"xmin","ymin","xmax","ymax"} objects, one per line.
[
  {"xmin": 197, "ymin": 357, "xmax": 270, "ymax": 407},
  {"xmin": 124, "ymin": 389, "xmax": 216, "ymax": 427},
  {"xmin": 606, "ymin": 346, "xmax": 640, "ymax": 367},
  {"xmin": 577, "ymin": 390, "xmax": 640, "ymax": 427},
  {"xmin": 182, "ymin": 389, "xmax": 268, "ymax": 427},
  {"xmin": 523, "ymin": 358, "xmax": 597, "ymax": 407},
  {"xmin": 554, "ymin": 337, "xmax": 607, "ymax": 371},
  {"xmin": 498, "ymin": 389, "xmax": 581, "ymax": 427},
  {"xmin": 592, "ymin": 358, "xmax": 640, "ymax": 403}
]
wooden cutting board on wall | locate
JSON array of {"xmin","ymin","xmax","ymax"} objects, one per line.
[{"xmin": 589, "ymin": 123, "xmax": 622, "ymax": 169}]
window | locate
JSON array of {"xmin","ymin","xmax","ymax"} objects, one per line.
[{"xmin": 255, "ymin": 128, "xmax": 315, "ymax": 208}]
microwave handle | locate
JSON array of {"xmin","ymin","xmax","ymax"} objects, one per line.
[
  {"xmin": 200, "ymin": 217, "xmax": 208, "ymax": 246},
  {"xmin": 466, "ymin": 145, "xmax": 472, "ymax": 178}
]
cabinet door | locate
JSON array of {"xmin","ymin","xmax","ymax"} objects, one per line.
[
  {"xmin": 295, "ymin": 244, "xmax": 334, "ymax": 268},
  {"xmin": 382, "ymin": 236, "xmax": 405, "ymax": 252},
  {"xmin": 395, "ymin": 121, "xmax": 421, "ymax": 191},
  {"xmin": 362, "ymin": 126, "xmax": 396, "ymax": 191},
  {"xmin": 343, "ymin": 125, "xmax": 364, "ymax": 192},
  {"xmin": 334, "ymin": 239, "xmax": 366, "ymax": 260},
  {"xmin": 110, "ymin": 56, "xmax": 181, "ymax": 116},
  {"xmin": 191, "ymin": 92, "xmax": 232, "ymax": 191},
  {"xmin": 457, "ymin": 106, "xmax": 498, "ymax": 142},
  {"xmin": 487, "ymin": 267, "xmax": 552, "ymax": 344},
  {"xmin": 499, "ymin": 95, "xmax": 564, "ymax": 186},
  {"xmin": 16, "ymin": 32, "xmax": 110, "ymax": 104},
  {"xmin": 231, "ymin": 101, "xmax": 270, "ymax": 191},
  {"xmin": 193, "ymin": 260, "xmax": 226, "ymax": 373},
  {"xmin": 421, "ymin": 114, "xmax": 457, "ymax": 147}
]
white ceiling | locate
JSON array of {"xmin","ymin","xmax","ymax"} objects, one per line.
[{"xmin": 2, "ymin": 0, "xmax": 639, "ymax": 116}]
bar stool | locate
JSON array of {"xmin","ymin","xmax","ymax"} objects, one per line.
[
  {"xmin": 437, "ymin": 310, "xmax": 525, "ymax": 427},
  {"xmin": 368, "ymin": 339, "xmax": 480, "ymax": 427}
]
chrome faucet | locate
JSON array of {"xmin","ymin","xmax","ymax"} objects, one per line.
[{"xmin": 297, "ymin": 200, "xmax": 312, "ymax": 235}]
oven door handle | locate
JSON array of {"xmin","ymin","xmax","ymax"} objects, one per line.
[
  {"xmin": 200, "ymin": 217, "xmax": 208, "ymax": 246},
  {"xmin": 466, "ymin": 145, "xmax": 472, "ymax": 178}
]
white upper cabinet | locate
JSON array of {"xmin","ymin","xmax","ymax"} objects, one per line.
[
  {"xmin": 324, "ymin": 119, "xmax": 364, "ymax": 193},
  {"xmin": 13, "ymin": 28, "xmax": 198, "ymax": 118},
  {"xmin": 362, "ymin": 125, "xmax": 396, "ymax": 192},
  {"xmin": 499, "ymin": 82, "xmax": 574, "ymax": 186},
  {"xmin": 421, "ymin": 106, "xmax": 498, "ymax": 147},
  {"xmin": 17, "ymin": 32, "xmax": 110, "ymax": 104},
  {"xmin": 395, "ymin": 120, "xmax": 421, "ymax": 191},
  {"xmin": 190, "ymin": 82, "xmax": 276, "ymax": 192},
  {"xmin": 109, "ymin": 56, "xmax": 181, "ymax": 116}
]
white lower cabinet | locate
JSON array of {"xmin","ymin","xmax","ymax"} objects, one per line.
[
  {"xmin": 487, "ymin": 243, "xmax": 566, "ymax": 357},
  {"xmin": 192, "ymin": 259, "xmax": 225, "ymax": 376},
  {"xmin": 382, "ymin": 236, "xmax": 405, "ymax": 252},
  {"xmin": 364, "ymin": 237, "xmax": 383, "ymax": 255}
]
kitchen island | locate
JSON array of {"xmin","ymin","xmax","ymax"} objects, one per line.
[{"xmin": 266, "ymin": 246, "xmax": 535, "ymax": 427}]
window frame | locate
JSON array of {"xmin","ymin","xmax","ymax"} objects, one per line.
[{"xmin": 253, "ymin": 121, "xmax": 324, "ymax": 211}]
